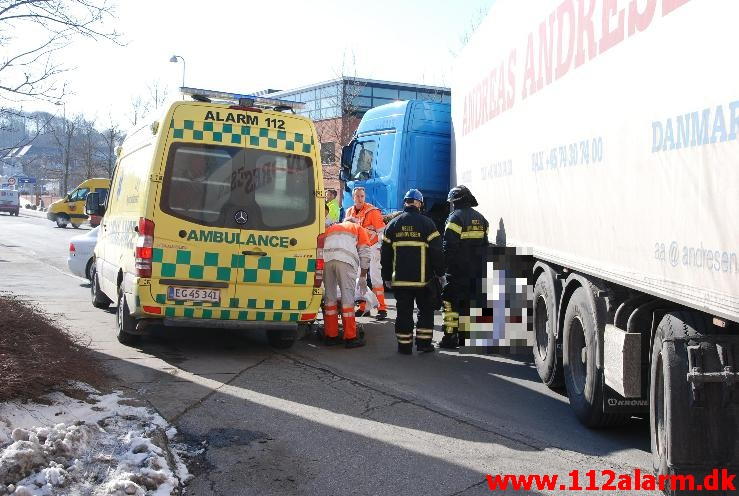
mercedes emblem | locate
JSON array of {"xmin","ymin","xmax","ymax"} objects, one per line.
[{"xmin": 234, "ymin": 210, "xmax": 248, "ymax": 225}]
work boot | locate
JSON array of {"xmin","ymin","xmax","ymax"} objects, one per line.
[
  {"xmin": 416, "ymin": 340, "xmax": 435, "ymax": 353},
  {"xmin": 375, "ymin": 309, "xmax": 387, "ymax": 321},
  {"xmin": 345, "ymin": 336, "xmax": 365, "ymax": 349},
  {"xmin": 355, "ymin": 300, "xmax": 370, "ymax": 317},
  {"xmin": 397, "ymin": 343, "xmax": 412, "ymax": 355},
  {"xmin": 438, "ymin": 333, "xmax": 459, "ymax": 349}
]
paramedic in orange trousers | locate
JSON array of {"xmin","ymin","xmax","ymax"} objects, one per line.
[{"xmin": 322, "ymin": 207, "xmax": 372, "ymax": 348}]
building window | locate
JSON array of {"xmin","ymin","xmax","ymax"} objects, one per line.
[
  {"xmin": 371, "ymin": 97, "xmax": 395, "ymax": 107},
  {"xmin": 351, "ymin": 96, "xmax": 372, "ymax": 109},
  {"xmin": 321, "ymin": 142, "xmax": 336, "ymax": 164},
  {"xmin": 372, "ymin": 87, "xmax": 398, "ymax": 99},
  {"xmin": 399, "ymin": 89, "xmax": 417, "ymax": 100}
]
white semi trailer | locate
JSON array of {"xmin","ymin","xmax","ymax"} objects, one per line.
[{"xmin": 452, "ymin": 0, "xmax": 738, "ymax": 484}]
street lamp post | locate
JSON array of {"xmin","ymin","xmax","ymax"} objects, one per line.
[{"xmin": 169, "ymin": 55, "xmax": 186, "ymax": 88}]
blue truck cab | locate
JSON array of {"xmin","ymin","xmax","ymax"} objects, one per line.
[{"xmin": 340, "ymin": 100, "xmax": 451, "ymax": 224}]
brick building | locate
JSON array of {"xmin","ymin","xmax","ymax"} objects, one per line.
[{"xmin": 263, "ymin": 77, "xmax": 451, "ymax": 199}]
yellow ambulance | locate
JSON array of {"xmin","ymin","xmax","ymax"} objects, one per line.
[
  {"xmin": 87, "ymin": 88, "xmax": 325, "ymax": 347},
  {"xmin": 47, "ymin": 178, "xmax": 110, "ymax": 228}
]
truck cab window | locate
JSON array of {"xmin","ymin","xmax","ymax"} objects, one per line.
[{"xmin": 350, "ymin": 140, "xmax": 376, "ymax": 180}]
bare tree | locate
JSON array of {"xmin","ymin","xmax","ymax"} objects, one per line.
[
  {"xmin": 77, "ymin": 118, "xmax": 101, "ymax": 179},
  {"xmin": 100, "ymin": 116, "xmax": 122, "ymax": 178},
  {"xmin": 147, "ymin": 79, "xmax": 169, "ymax": 110},
  {"xmin": 127, "ymin": 79, "xmax": 171, "ymax": 127},
  {"xmin": 50, "ymin": 113, "xmax": 81, "ymax": 195},
  {"xmin": 0, "ymin": 0, "xmax": 120, "ymax": 152},
  {"xmin": 0, "ymin": 0, "xmax": 120, "ymax": 105}
]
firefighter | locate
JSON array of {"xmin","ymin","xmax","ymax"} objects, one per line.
[
  {"xmin": 440, "ymin": 185, "xmax": 489, "ymax": 349},
  {"xmin": 381, "ymin": 189, "xmax": 444, "ymax": 354},
  {"xmin": 323, "ymin": 206, "xmax": 372, "ymax": 348},
  {"xmin": 345, "ymin": 186, "xmax": 388, "ymax": 319}
]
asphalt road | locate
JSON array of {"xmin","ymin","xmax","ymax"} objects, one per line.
[{"xmin": 0, "ymin": 211, "xmax": 658, "ymax": 495}]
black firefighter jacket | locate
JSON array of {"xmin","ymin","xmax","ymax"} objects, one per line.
[
  {"xmin": 381, "ymin": 205, "xmax": 444, "ymax": 288},
  {"xmin": 443, "ymin": 207, "xmax": 489, "ymax": 295}
]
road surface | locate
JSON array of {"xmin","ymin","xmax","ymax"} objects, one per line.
[{"xmin": 0, "ymin": 210, "xmax": 656, "ymax": 495}]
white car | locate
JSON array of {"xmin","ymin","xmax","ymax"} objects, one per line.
[{"xmin": 67, "ymin": 227, "xmax": 99, "ymax": 279}]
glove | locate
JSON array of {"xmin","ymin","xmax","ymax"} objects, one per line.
[
  {"xmin": 357, "ymin": 277, "xmax": 368, "ymax": 296},
  {"xmin": 438, "ymin": 275, "xmax": 447, "ymax": 287},
  {"xmin": 385, "ymin": 280, "xmax": 392, "ymax": 289}
]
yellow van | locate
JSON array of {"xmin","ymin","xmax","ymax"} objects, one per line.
[
  {"xmin": 47, "ymin": 178, "xmax": 110, "ymax": 228},
  {"xmin": 87, "ymin": 88, "xmax": 325, "ymax": 348}
]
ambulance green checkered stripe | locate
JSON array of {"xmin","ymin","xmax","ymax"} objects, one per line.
[
  {"xmin": 152, "ymin": 248, "xmax": 315, "ymax": 285},
  {"xmin": 170, "ymin": 119, "xmax": 314, "ymax": 153},
  {"xmin": 154, "ymin": 293, "xmax": 308, "ymax": 310},
  {"xmin": 161, "ymin": 306, "xmax": 300, "ymax": 321}
]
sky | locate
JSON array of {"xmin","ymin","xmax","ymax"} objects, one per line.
[{"xmin": 14, "ymin": 0, "xmax": 493, "ymax": 128}]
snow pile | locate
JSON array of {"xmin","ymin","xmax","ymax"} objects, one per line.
[{"xmin": 0, "ymin": 386, "xmax": 191, "ymax": 495}]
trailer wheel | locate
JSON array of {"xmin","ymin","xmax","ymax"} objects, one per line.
[
  {"xmin": 532, "ymin": 271, "xmax": 562, "ymax": 388},
  {"xmin": 563, "ymin": 287, "xmax": 628, "ymax": 427},
  {"xmin": 650, "ymin": 311, "xmax": 738, "ymax": 491}
]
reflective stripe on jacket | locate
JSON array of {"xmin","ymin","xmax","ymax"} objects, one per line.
[
  {"xmin": 323, "ymin": 221, "xmax": 372, "ymax": 272},
  {"xmin": 443, "ymin": 207, "xmax": 489, "ymax": 283},
  {"xmin": 346, "ymin": 203, "xmax": 385, "ymax": 244},
  {"xmin": 381, "ymin": 205, "xmax": 444, "ymax": 287}
]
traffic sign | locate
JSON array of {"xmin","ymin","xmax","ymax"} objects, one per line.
[
  {"xmin": 7, "ymin": 177, "xmax": 16, "ymax": 186},
  {"xmin": 17, "ymin": 177, "xmax": 36, "ymax": 184}
]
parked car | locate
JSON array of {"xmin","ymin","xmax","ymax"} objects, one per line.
[
  {"xmin": 67, "ymin": 227, "xmax": 99, "ymax": 280},
  {"xmin": 0, "ymin": 189, "xmax": 20, "ymax": 216}
]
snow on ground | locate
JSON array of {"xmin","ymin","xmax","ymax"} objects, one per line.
[{"xmin": 0, "ymin": 384, "xmax": 194, "ymax": 495}]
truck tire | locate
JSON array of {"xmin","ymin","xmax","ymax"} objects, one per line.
[
  {"xmin": 117, "ymin": 289, "xmax": 140, "ymax": 345},
  {"xmin": 650, "ymin": 311, "xmax": 739, "ymax": 493},
  {"xmin": 13, "ymin": 209, "xmax": 19, "ymax": 216},
  {"xmin": 532, "ymin": 271, "xmax": 563, "ymax": 388},
  {"xmin": 267, "ymin": 327, "xmax": 297, "ymax": 349},
  {"xmin": 90, "ymin": 267, "xmax": 111, "ymax": 309},
  {"xmin": 563, "ymin": 287, "xmax": 628, "ymax": 427},
  {"xmin": 55, "ymin": 215, "xmax": 69, "ymax": 228}
]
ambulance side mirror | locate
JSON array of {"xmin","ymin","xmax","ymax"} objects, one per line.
[{"xmin": 85, "ymin": 192, "xmax": 106, "ymax": 217}]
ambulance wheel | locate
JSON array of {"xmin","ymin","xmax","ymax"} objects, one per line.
[
  {"xmin": 90, "ymin": 267, "xmax": 111, "ymax": 309},
  {"xmin": 267, "ymin": 327, "xmax": 297, "ymax": 349},
  {"xmin": 532, "ymin": 270, "xmax": 563, "ymax": 388},
  {"xmin": 117, "ymin": 289, "xmax": 140, "ymax": 345},
  {"xmin": 55, "ymin": 215, "xmax": 69, "ymax": 228}
]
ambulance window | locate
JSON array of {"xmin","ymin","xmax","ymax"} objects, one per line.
[
  {"xmin": 162, "ymin": 143, "xmax": 315, "ymax": 230},
  {"xmin": 251, "ymin": 152, "xmax": 314, "ymax": 229},
  {"xmin": 162, "ymin": 145, "xmax": 238, "ymax": 224}
]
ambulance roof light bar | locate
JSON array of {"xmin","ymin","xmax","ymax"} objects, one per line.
[{"xmin": 180, "ymin": 87, "xmax": 305, "ymax": 111}]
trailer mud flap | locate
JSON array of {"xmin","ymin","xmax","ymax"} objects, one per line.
[{"xmin": 664, "ymin": 329, "xmax": 739, "ymax": 472}]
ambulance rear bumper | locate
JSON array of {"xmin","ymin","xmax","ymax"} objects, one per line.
[{"xmin": 161, "ymin": 318, "xmax": 301, "ymax": 330}]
